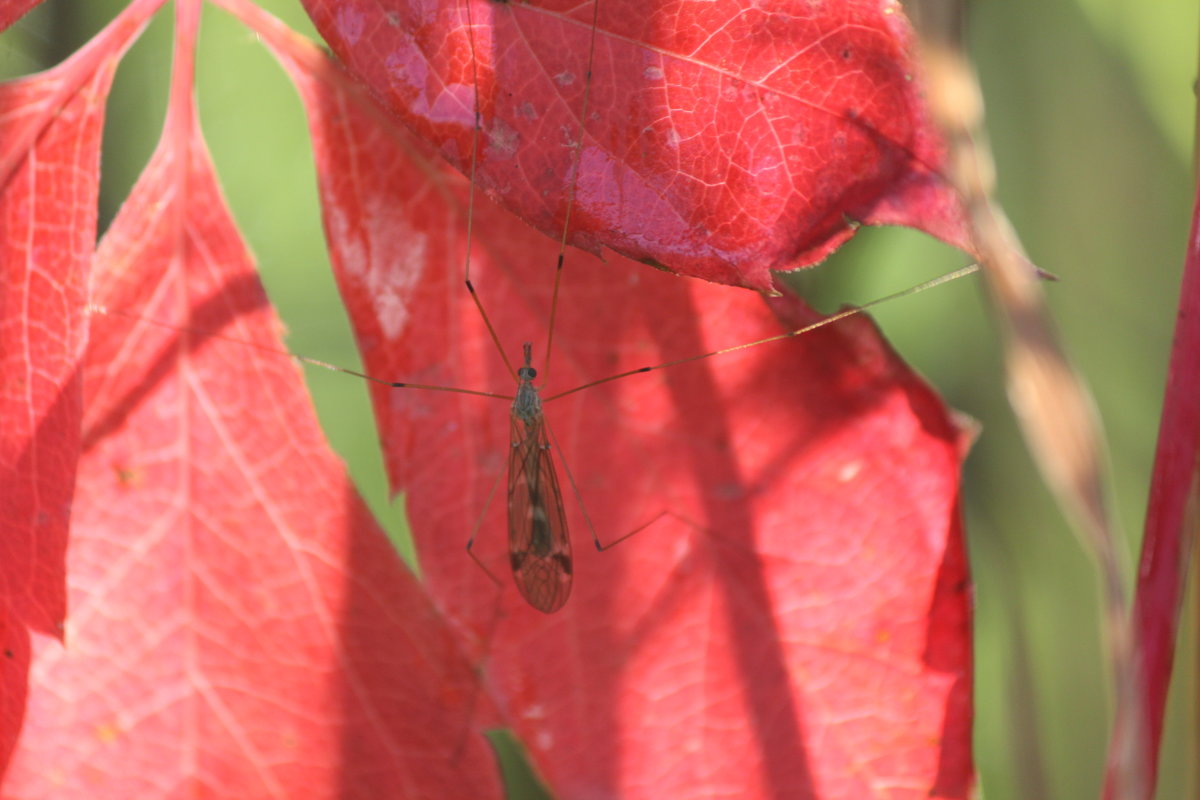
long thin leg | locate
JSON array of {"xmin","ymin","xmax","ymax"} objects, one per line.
[
  {"xmin": 461, "ymin": 0, "xmax": 518, "ymax": 382},
  {"xmin": 543, "ymin": 419, "xmax": 645, "ymax": 552},
  {"xmin": 542, "ymin": 0, "xmax": 604, "ymax": 382},
  {"xmin": 90, "ymin": 304, "xmax": 516, "ymax": 399},
  {"xmin": 544, "ymin": 418, "xmax": 707, "ymax": 553},
  {"xmin": 608, "ymin": 509, "xmax": 707, "ymax": 550},
  {"xmin": 544, "ymin": 263, "xmax": 981, "ymax": 403},
  {"xmin": 465, "ymin": 457, "xmax": 510, "ymax": 586}
]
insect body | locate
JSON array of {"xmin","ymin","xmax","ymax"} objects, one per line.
[{"xmin": 506, "ymin": 342, "xmax": 572, "ymax": 612}]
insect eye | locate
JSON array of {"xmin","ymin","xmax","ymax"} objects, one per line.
[{"xmin": 520, "ymin": 366, "xmax": 537, "ymax": 380}]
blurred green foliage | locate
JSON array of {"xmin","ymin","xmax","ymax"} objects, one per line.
[{"xmin": 1, "ymin": 0, "xmax": 1194, "ymax": 797}]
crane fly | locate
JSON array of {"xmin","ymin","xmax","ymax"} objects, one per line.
[
  {"xmin": 91, "ymin": 0, "xmax": 980, "ymax": 616},
  {"xmin": 450, "ymin": 0, "xmax": 605, "ymax": 614},
  {"xmin": 505, "ymin": 343, "xmax": 571, "ymax": 612},
  {"xmin": 448, "ymin": 0, "xmax": 977, "ymax": 613}
]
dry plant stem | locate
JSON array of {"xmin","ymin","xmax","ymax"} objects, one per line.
[
  {"xmin": 1008, "ymin": 616, "xmax": 1050, "ymax": 800},
  {"xmin": 911, "ymin": 0, "xmax": 1138, "ymax": 796}
]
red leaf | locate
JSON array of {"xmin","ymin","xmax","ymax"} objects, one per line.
[
  {"xmin": 391, "ymin": 207, "xmax": 975, "ymax": 798},
  {"xmin": 0, "ymin": 32, "xmax": 103, "ymax": 647},
  {"xmin": 3, "ymin": 7, "xmax": 500, "ymax": 795},
  {"xmin": 249, "ymin": 7, "xmax": 975, "ymax": 795},
  {"xmin": 2, "ymin": 1, "xmax": 973, "ymax": 794},
  {"xmin": 0, "ymin": 0, "xmax": 159, "ymax": 777},
  {"xmin": 301, "ymin": 0, "xmax": 970, "ymax": 291},
  {"xmin": 0, "ymin": 0, "xmax": 162, "ymax": 644}
]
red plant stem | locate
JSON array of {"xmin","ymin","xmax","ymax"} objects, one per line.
[{"xmin": 1100, "ymin": 177, "xmax": 1200, "ymax": 800}]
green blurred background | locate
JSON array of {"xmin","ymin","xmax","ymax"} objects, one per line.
[{"xmin": 2, "ymin": 0, "xmax": 1195, "ymax": 797}]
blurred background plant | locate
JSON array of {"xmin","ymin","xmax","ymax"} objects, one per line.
[{"xmin": 1, "ymin": 0, "xmax": 1194, "ymax": 797}]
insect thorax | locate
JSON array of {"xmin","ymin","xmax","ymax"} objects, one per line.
[{"xmin": 512, "ymin": 379, "xmax": 542, "ymax": 423}]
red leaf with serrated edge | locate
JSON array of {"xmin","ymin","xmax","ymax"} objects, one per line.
[
  {"xmin": 301, "ymin": 0, "xmax": 969, "ymax": 291},
  {"xmin": 386, "ymin": 209, "xmax": 974, "ymax": 799},
  {"xmin": 0, "ymin": 0, "xmax": 159, "ymax": 648},
  {"xmin": 0, "ymin": 0, "xmax": 163, "ymax": 779},
  {"xmin": 3, "ymin": 7, "xmax": 500, "ymax": 795},
  {"xmin": 0, "ymin": 36, "xmax": 109, "ymax": 645},
  {"xmin": 242, "ymin": 6, "xmax": 974, "ymax": 796}
]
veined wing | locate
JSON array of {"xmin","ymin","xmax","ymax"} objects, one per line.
[{"xmin": 507, "ymin": 414, "xmax": 572, "ymax": 613}]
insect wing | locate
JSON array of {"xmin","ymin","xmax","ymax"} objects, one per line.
[{"xmin": 507, "ymin": 415, "xmax": 572, "ymax": 613}]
